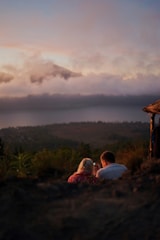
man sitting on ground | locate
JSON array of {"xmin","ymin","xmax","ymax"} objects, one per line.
[{"xmin": 96, "ymin": 150, "xmax": 127, "ymax": 180}]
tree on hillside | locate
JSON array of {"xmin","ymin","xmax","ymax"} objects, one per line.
[
  {"xmin": 0, "ymin": 138, "xmax": 4, "ymax": 159},
  {"xmin": 77, "ymin": 143, "xmax": 92, "ymax": 158}
]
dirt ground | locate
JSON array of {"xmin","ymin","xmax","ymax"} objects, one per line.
[{"xmin": 0, "ymin": 159, "xmax": 160, "ymax": 240}]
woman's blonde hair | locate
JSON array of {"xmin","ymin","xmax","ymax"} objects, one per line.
[{"xmin": 77, "ymin": 158, "xmax": 94, "ymax": 174}]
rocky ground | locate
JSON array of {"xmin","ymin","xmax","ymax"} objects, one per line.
[{"xmin": 0, "ymin": 159, "xmax": 160, "ymax": 240}]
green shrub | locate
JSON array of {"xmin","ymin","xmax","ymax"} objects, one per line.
[
  {"xmin": 8, "ymin": 152, "xmax": 33, "ymax": 178},
  {"xmin": 116, "ymin": 141, "xmax": 147, "ymax": 171}
]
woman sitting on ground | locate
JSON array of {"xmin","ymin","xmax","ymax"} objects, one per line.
[{"xmin": 68, "ymin": 158, "xmax": 99, "ymax": 184}]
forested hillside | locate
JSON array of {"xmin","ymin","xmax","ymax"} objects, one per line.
[
  {"xmin": 0, "ymin": 122, "xmax": 150, "ymax": 179},
  {"xmin": 0, "ymin": 121, "xmax": 149, "ymax": 152}
]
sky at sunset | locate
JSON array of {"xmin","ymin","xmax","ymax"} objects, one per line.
[{"xmin": 0, "ymin": 0, "xmax": 160, "ymax": 98}]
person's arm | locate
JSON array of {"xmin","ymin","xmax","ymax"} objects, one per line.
[{"xmin": 93, "ymin": 163, "xmax": 101, "ymax": 176}]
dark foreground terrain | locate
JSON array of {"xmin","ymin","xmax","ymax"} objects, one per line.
[{"xmin": 0, "ymin": 159, "xmax": 160, "ymax": 240}]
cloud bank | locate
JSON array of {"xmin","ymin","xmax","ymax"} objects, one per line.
[
  {"xmin": 0, "ymin": 0, "xmax": 160, "ymax": 98},
  {"xmin": 0, "ymin": 94, "xmax": 159, "ymax": 112},
  {"xmin": 0, "ymin": 55, "xmax": 159, "ymax": 97},
  {"xmin": 0, "ymin": 72, "xmax": 14, "ymax": 83},
  {"xmin": 29, "ymin": 61, "xmax": 82, "ymax": 84}
]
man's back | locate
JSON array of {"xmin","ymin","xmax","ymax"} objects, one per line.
[{"xmin": 96, "ymin": 163, "xmax": 127, "ymax": 180}]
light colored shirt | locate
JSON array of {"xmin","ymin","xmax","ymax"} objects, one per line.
[{"xmin": 96, "ymin": 163, "xmax": 127, "ymax": 180}]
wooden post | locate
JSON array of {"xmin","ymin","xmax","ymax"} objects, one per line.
[{"xmin": 149, "ymin": 113, "xmax": 155, "ymax": 159}]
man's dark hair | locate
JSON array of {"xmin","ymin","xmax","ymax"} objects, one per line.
[{"xmin": 100, "ymin": 151, "xmax": 115, "ymax": 163}]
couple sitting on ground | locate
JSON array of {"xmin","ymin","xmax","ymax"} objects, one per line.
[{"xmin": 67, "ymin": 151, "xmax": 127, "ymax": 184}]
